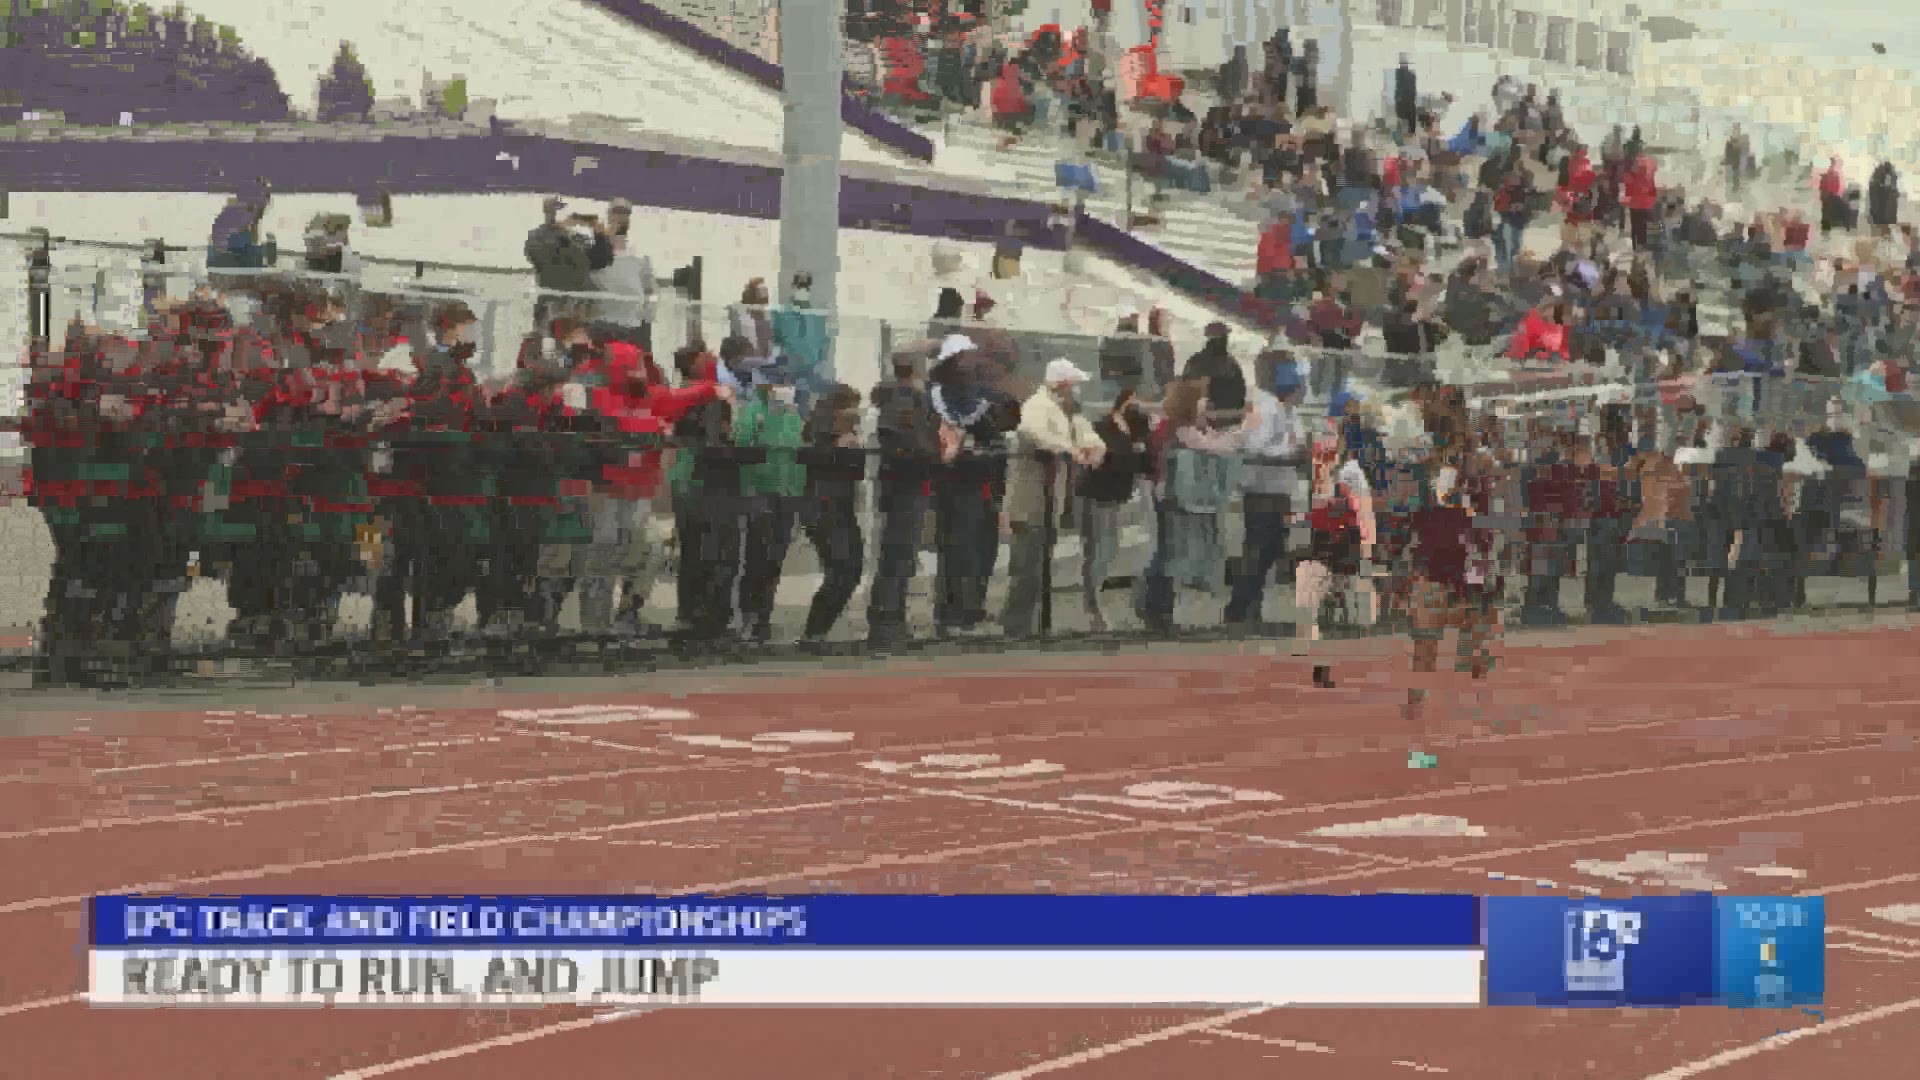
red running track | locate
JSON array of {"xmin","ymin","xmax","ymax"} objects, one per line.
[{"xmin": 4, "ymin": 619, "xmax": 1920, "ymax": 1078}]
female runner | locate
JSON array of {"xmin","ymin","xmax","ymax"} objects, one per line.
[
  {"xmin": 1298, "ymin": 414, "xmax": 1377, "ymax": 688},
  {"xmin": 1403, "ymin": 387, "xmax": 1505, "ymax": 722}
]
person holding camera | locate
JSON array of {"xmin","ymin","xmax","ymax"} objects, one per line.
[{"xmin": 525, "ymin": 195, "xmax": 614, "ymax": 331}]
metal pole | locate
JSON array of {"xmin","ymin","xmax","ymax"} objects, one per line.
[
  {"xmin": 26, "ymin": 229, "xmax": 50, "ymax": 350},
  {"xmin": 1039, "ymin": 453, "xmax": 1056, "ymax": 637},
  {"xmin": 778, "ymin": 0, "xmax": 842, "ymax": 315}
]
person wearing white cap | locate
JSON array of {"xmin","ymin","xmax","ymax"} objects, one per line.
[
  {"xmin": 936, "ymin": 332, "xmax": 976, "ymax": 364},
  {"xmin": 928, "ymin": 335, "xmax": 1015, "ymax": 637},
  {"xmin": 1001, "ymin": 359, "xmax": 1105, "ymax": 637}
]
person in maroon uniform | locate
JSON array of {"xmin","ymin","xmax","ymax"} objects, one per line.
[
  {"xmin": 1404, "ymin": 387, "xmax": 1505, "ymax": 722},
  {"xmin": 481, "ymin": 331, "xmax": 572, "ymax": 637},
  {"xmin": 130, "ymin": 310, "xmax": 220, "ymax": 665},
  {"xmin": 225, "ymin": 293, "xmax": 314, "ymax": 652},
  {"xmin": 284, "ymin": 327, "xmax": 378, "ymax": 648},
  {"xmin": 385, "ymin": 303, "xmax": 489, "ymax": 643},
  {"xmin": 26, "ymin": 330, "xmax": 98, "ymax": 684},
  {"xmin": 32, "ymin": 321, "xmax": 159, "ymax": 681},
  {"xmin": 362, "ymin": 347, "xmax": 417, "ymax": 643}
]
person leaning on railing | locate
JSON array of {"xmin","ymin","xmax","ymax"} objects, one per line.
[
  {"xmin": 1150, "ymin": 378, "xmax": 1248, "ymax": 633},
  {"xmin": 866, "ymin": 349, "xmax": 945, "ymax": 646},
  {"xmin": 797, "ymin": 383, "xmax": 869, "ymax": 646},
  {"xmin": 732, "ymin": 372, "xmax": 808, "ymax": 644},
  {"xmin": 1076, "ymin": 390, "xmax": 1154, "ymax": 634},
  {"xmin": 929, "ymin": 336, "xmax": 1018, "ymax": 638},
  {"xmin": 1000, "ymin": 359, "xmax": 1105, "ymax": 639},
  {"xmin": 667, "ymin": 341, "xmax": 749, "ymax": 644}
]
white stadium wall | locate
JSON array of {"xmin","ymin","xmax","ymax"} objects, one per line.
[
  {"xmin": 162, "ymin": 0, "xmax": 913, "ymax": 167},
  {"xmin": 0, "ymin": 192, "xmax": 1266, "ymax": 399}
]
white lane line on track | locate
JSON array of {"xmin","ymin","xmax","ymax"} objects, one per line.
[
  {"xmin": 0, "ymin": 706, "xmax": 1824, "ymax": 846},
  {"xmin": 980, "ymin": 717, "xmax": 1689, "ymax": 793},
  {"xmin": 0, "ymin": 796, "xmax": 899, "ymax": 917},
  {"xmin": 1639, "ymin": 994, "xmax": 1920, "ymax": 1079},
  {"xmin": 1805, "ymin": 871, "xmax": 1920, "ymax": 896},
  {"xmin": 776, "ymin": 766, "xmax": 1143, "ymax": 823},
  {"xmin": 0, "ymin": 727, "xmax": 902, "ymax": 843},
  {"xmin": 330, "ymin": 1009, "xmax": 658, "ymax": 1079},
  {"xmin": 780, "ymin": 766, "xmax": 1413, "ymax": 866},
  {"xmin": 1829, "ymin": 942, "xmax": 1920, "ymax": 960},
  {"xmin": 0, "ymin": 993, "xmax": 81, "ymax": 1019},
  {"xmin": 987, "ymin": 1007, "xmax": 1274, "ymax": 1079},
  {"xmin": 1200, "ymin": 737, "xmax": 1887, "ymax": 830},
  {"xmin": 522, "ymin": 730, "xmax": 668, "ymax": 755},
  {"xmin": 0, "ymin": 722, "xmax": 1151, "ymax": 843},
  {"xmin": 498, "ymin": 705, "xmax": 696, "ymax": 723},
  {"xmin": 1181, "ymin": 825, "xmax": 1412, "ymax": 864},
  {"xmin": 1226, "ymin": 788, "xmax": 1920, "ymax": 896},
  {"xmin": 93, "ymin": 738, "xmax": 506, "ymax": 776},
  {"xmin": 676, "ymin": 780, "xmax": 1920, "ymax": 898},
  {"xmin": 1, "ymin": 735, "xmax": 1889, "ymax": 924},
  {"xmin": 1830, "ymin": 925, "xmax": 1920, "ymax": 945},
  {"xmin": 1205, "ymin": 1028, "xmax": 1335, "ymax": 1053}
]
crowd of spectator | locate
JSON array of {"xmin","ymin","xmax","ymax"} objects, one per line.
[{"xmin": 20, "ymin": 22, "xmax": 1920, "ymax": 686}]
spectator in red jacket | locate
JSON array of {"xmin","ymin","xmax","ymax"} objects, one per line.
[
  {"xmin": 1506, "ymin": 298, "xmax": 1572, "ymax": 361},
  {"xmin": 991, "ymin": 62, "xmax": 1031, "ymax": 140},
  {"xmin": 1819, "ymin": 157, "xmax": 1848, "ymax": 235},
  {"xmin": 1557, "ymin": 145, "xmax": 1597, "ymax": 224},
  {"xmin": 1255, "ymin": 213, "xmax": 1298, "ymax": 301},
  {"xmin": 581, "ymin": 338, "xmax": 722, "ymax": 632},
  {"xmin": 1623, "ymin": 153, "xmax": 1659, "ymax": 250}
]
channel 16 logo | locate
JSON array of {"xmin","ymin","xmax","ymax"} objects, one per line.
[{"xmin": 1565, "ymin": 908, "xmax": 1643, "ymax": 993}]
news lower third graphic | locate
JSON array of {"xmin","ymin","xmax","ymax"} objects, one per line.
[
  {"xmin": 86, "ymin": 894, "xmax": 1484, "ymax": 1007},
  {"xmin": 86, "ymin": 894, "xmax": 1823, "ymax": 1008}
]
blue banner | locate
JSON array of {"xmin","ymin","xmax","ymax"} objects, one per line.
[
  {"xmin": 1715, "ymin": 897, "xmax": 1824, "ymax": 1008},
  {"xmin": 1487, "ymin": 896, "xmax": 1718, "ymax": 1007},
  {"xmin": 1486, "ymin": 896, "xmax": 1824, "ymax": 1008},
  {"xmin": 91, "ymin": 894, "xmax": 1481, "ymax": 949}
]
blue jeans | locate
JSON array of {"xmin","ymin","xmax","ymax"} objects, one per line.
[
  {"xmin": 1492, "ymin": 217, "xmax": 1526, "ymax": 273},
  {"xmin": 1224, "ymin": 499, "xmax": 1292, "ymax": 623},
  {"xmin": 1140, "ymin": 497, "xmax": 1175, "ymax": 622}
]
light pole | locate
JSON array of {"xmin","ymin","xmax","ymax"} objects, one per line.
[{"xmin": 778, "ymin": 0, "xmax": 843, "ymax": 315}]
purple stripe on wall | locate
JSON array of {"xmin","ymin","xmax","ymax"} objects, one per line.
[
  {"xmin": 0, "ymin": 132, "xmax": 1057, "ymax": 249},
  {"xmin": 0, "ymin": 135, "xmax": 1275, "ymax": 328},
  {"xmin": 583, "ymin": 0, "xmax": 935, "ymax": 162}
]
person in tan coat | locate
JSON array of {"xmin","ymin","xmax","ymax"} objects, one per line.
[
  {"xmin": 1627, "ymin": 441, "xmax": 1695, "ymax": 608},
  {"xmin": 1001, "ymin": 359, "xmax": 1106, "ymax": 637}
]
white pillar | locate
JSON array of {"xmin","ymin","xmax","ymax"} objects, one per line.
[{"xmin": 778, "ymin": 0, "xmax": 842, "ymax": 312}]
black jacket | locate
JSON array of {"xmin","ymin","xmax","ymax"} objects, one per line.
[
  {"xmin": 801, "ymin": 387, "xmax": 868, "ymax": 500},
  {"xmin": 1076, "ymin": 412, "xmax": 1151, "ymax": 505},
  {"xmin": 1869, "ymin": 164, "xmax": 1900, "ymax": 228},
  {"xmin": 872, "ymin": 379, "xmax": 940, "ymax": 486},
  {"xmin": 1394, "ymin": 66, "xmax": 1417, "ymax": 118},
  {"xmin": 1181, "ymin": 341, "xmax": 1248, "ymax": 413}
]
